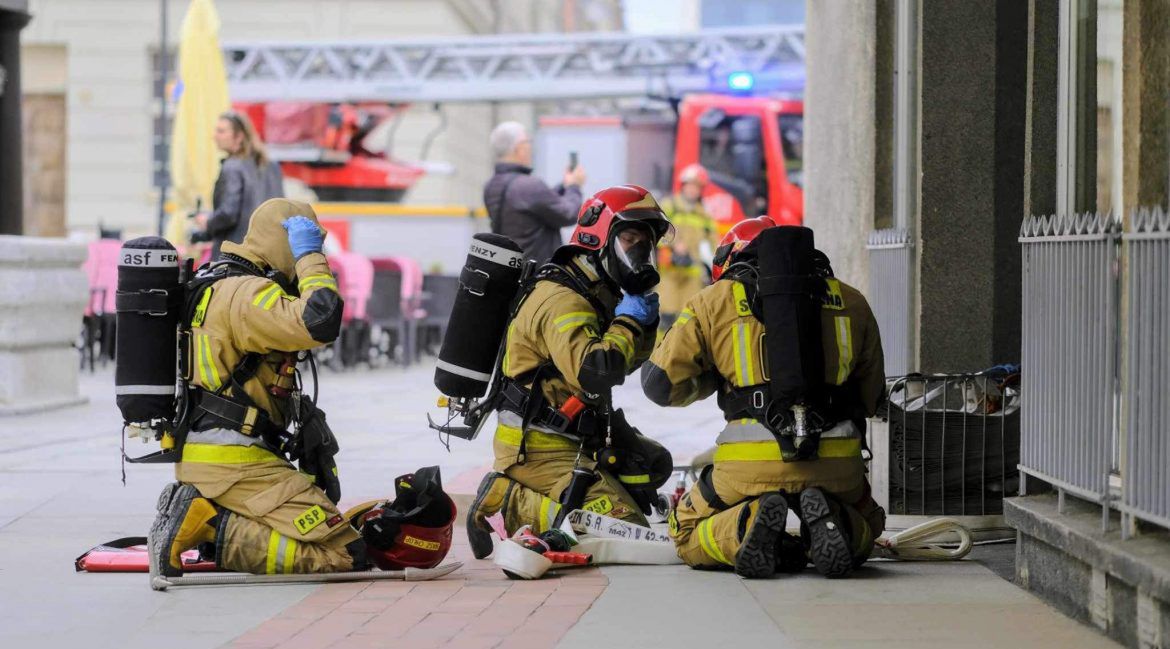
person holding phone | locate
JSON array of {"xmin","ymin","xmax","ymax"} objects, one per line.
[{"xmin": 483, "ymin": 121, "xmax": 586, "ymax": 264}]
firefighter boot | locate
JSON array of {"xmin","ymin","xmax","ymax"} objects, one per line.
[
  {"xmin": 149, "ymin": 483, "xmax": 221, "ymax": 578},
  {"xmin": 733, "ymin": 492, "xmax": 789, "ymax": 579},
  {"xmin": 800, "ymin": 487, "xmax": 854, "ymax": 578},
  {"xmin": 466, "ymin": 472, "xmax": 518, "ymax": 560}
]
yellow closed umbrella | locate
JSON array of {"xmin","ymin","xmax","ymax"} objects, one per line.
[{"xmin": 167, "ymin": 0, "xmax": 230, "ymax": 247}]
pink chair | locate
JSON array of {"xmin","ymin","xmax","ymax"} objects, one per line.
[
  {"xmin": 80, "ymin": 239, "xmax": 122, "ymax": 370},
  {"xmin": 326, "ymin": 251, "xmax": 375, "ymax": 368}
]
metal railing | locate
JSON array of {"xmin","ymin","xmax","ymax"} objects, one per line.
[
  {"xmin": 1018, "ymin": 212, "xmax": 1120, "ymax": 528},
  {"xmin": 1120, "ymin": 207, "xmax": 1170, "ymax": 532},
  {"xmin": 867, "ymin": 228, "xmax": 914, "ymax": 376}
]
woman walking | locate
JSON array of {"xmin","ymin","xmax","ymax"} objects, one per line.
[{"xmin": 194, "ymin": 110, "xmax": 284, "ymax": 259}]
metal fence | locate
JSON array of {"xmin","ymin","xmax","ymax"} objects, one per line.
[
  {"xmin": 867, "ymin": 228, "xmax": 914, "ymax": 376},
  {"xmin": 1018, "ymin": 213, "xmax": 1120, "ymax": 526},
  {"xmin": 885, "ymin": 373, "xmax": 1020, "ymax": 516},
  {"xmin": 1121, "ymin": 207, "xmax": 1170, "ymax": 532}
]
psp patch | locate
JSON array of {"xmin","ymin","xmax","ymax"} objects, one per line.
[
  {"xmin": 583, "ymin": 495, "xmax": 614, "ymax": 515},
  {"xmin": 293, "ymin": 505, "xmax": 328, "ymax": 535}
]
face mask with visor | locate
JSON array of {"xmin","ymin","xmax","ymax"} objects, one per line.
[{"xmin": 603, "ymin": 220, "xmax": 670, "ymax": 295}]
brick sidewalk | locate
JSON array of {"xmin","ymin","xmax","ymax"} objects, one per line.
[{"xmin": 224, "ymin": 531, "xmax": 607, "ymax": 649}]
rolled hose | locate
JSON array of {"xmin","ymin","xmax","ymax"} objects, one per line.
[{"xmin": 874, "ymin": 517, "xmax": 973, "ymax": 561}]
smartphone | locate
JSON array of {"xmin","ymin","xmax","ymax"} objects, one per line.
[{"xmin": 568, "ymin": 151, "xmax": 578, "ymax": 172}]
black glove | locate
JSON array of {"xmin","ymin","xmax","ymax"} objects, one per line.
[
  {"xmin": 291, "ymin": 396, "xmax": 342, "ymax": 504},
  {"xmin": 189, "ymin": 229, "xmax": 212, "ymax": 243},
  {"xmin": 306, "ymin": 454, "xmax": 341, "ymax": 504}
]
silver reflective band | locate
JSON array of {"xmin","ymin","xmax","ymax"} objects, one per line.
[
  {"xmin": 467, "ymin": 240, "xmax": 523, "ymax": 268},
  {"xmin": 434, "ymin": 359, "xmax": 492, "ymax": 382},
  {"xmin": 115, "ymin": 384, "xmax": 177, "ymax": 396},
  {"xmin": 119, "ymin": 251, "xmax": 181, "ymax": 268}
]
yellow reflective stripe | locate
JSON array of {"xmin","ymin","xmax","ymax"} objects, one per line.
[
  {"xmin": 697, "ymin": 518, "xmax": 732, "ymax": 565},
  {"xmin": 495, "ymin": 424, "xmax": 579, "ymax": 450},
  {"xmin": 197, "ymin": 335, "xmax": 222, "ymax": 390},
  {"xmin": 554, "ymin": 311, "xmax": 598, "ymax": 333},
  {"xmin": 262, "ymin": 288, "xmax": 283, "ymax": 310},
  {"xmin": 618, "ymin": 474, "xmax": 650, "ymax": 485},
  {"xmin": 538, "ymin": 496, "xmax": 561, "ymax": 533},
  {"xmin": 676, "ymin": 308, "xmax": 696, "ymax": 326},
  {"xmin": 668, "ymin": 212, "xmax": 711, "ymax": 230},
  {"xmin": 834, "ymin": 316, "xmax": 853, "ymax": 385},
  {"xmin": 603, "ymin": 332, "xmax": 634, "ymax": 364},
  {"xmin": 713, "ymin": 438, "xmax": 862, "ymax": 462},
  {"xmin": 502, "ymin": 322, "xmax": 516, "ymax": 374},
  {"xmin": 181, "ymin": 443, "xmax": 281, "ymax": 464},
  {"xmin": 252, "ymin": 284, "xmax": 281, "ymax": 307},
  {"xmin": 732, "ymin": 323, "xmax": 755, "ymax": 386},
  {"xmin": 282, "ymin": 537, "xmax": 297, "ymax": 574},
  {"xmin": 732, "ymin": 282, "xmax": 752, "ymax": 317},
  {"xmin": 266, "ymin": 530, "xmax": 281, "ymax": 574},
  {"xmin": 298, "ymin": 274, "xmax": 338, "ymax": 292}
]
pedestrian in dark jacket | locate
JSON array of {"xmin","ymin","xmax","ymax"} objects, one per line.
[
  {"xmin": 483, "ymin": 121, "xmax": 586, "ymax": 264},
  {"xmin": 194, "ymin": 110, "xmax": 284, "ymax": 259}
]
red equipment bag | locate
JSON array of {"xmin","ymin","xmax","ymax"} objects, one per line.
[{"xmin": 75, "ymin": 537, "xmax": 217, "ymax": 573}]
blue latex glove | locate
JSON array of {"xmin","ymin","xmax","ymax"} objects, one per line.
[
  {"xmin": 282, "ymin": 216, "xmax": 325, "ymax": 259},
  {"xmin": 615, "ymin": 292, "xmax": 659, "ymax": 326}
]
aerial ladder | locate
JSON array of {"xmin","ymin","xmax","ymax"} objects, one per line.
[
  {"xmin": 223, "ymin": 25, "xmax": 806, "ymax": 214},
  {"xmin": 224, "ymin": 25, "xmax": 805, "ymax": 103}
]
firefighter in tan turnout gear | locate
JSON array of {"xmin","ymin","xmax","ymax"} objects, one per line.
[
  {"xmin": 149, "ymin": 199, "xmax": 367, "ymax": 577},
  {"xmin": 642, "ymin": 217, "xmax": 887, "ymax": 578},
  {"xmin": 657, "ymin": 163, "xmax": 718, "ymax": 330},
  {"xmin": 465, "ymin": 185, "xmax": 676, "ymax": 559}
]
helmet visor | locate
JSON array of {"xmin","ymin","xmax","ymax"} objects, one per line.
[{"xmin": 613, "ymin": 208, "xmax": 675, "ymax": 246}]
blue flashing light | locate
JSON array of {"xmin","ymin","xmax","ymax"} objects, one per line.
[{"xmin": 727, "ymin": 71, "xmax": 755, "ymax": 91}]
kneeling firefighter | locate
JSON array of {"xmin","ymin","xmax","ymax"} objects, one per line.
[
  {"xmin": 438, "ymin": 185, "xmax": 676, "ymax": 560},
  {"xmin": 641, "ymin": 218, "xmax": 887, "ymax": 578},
  {"xmin": 115, "ymin": 198, "xmax": 454, "ymax": 577}
]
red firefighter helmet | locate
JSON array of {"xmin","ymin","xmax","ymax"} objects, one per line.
[
  {"xmin": 711, "ymin": 216, "xmax": 777, "ymax": 281},
  {"xmin": 678, "ymin": 163, "xmax": 710, "ymax": 187},
  {"xmin": 358, "ymin": 466, "xmax": 456, "ymax": 570},
  {"xmin": 568, "ymin": 185, "xmax": 675, "ymax": 294}
]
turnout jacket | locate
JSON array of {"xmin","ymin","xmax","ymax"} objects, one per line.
[
  {"xmin": 642, "ymin": 277, "xmax": 885, "ymax": 434},
  {"xmin": 502, "ymin": 253, "xmax": 656, "ymax": 409},
  {"xmin": 185, "ymin": 199, "xmax": 342, "ymax": 447}
]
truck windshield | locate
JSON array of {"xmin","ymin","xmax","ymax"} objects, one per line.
[
  {"xmin": 778, "ymin": 113, "xmax": 803, "ymax": 187},
  {"xmin": 698, "ymin": 113, "xmax": 767, "ymax": 216}
]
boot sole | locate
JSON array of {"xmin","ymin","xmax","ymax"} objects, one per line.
[
  {"xmin": 147, "ymin": 482, "xmax": 180, "ymax": 584},
  {"xmin": 800, "ymin": 489, "xmax": 853, "ymax": 578},
  {"xmin": 466, "ymin": 473, "xmax": 503, "ymax": 560},
  {"xmin": 148, "ymin": 483, "xmax": 200, "ymax": 579},
  {"xmin": 734, "ymin": 493, "xmax": 788, "ymax": 579}
]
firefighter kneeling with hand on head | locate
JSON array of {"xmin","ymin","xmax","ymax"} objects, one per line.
[
  {"xmin": 642, "ymin": 218, "xmax": 887, "ymax": 578},
  {"xmin": 149, "ymin": 199, "xmax": 454, "ymax": 578},
  {"xmin": 465, "ymin": 185, "xmax": 676, "ymax": 559}
]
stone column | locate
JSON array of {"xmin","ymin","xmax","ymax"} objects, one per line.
[
  {"xmin": 803, "ymin": 0, "xmax": 877, "ymax": 294},
  {"xmin": 917, "ymin": 1, "xmax": 1028, "ymax": 372},
  {"xmin": 1025, "ymin": 0, "xmax": 1060, "ymax": 219},
  {"xmin": 0, "ymin": 236, "xmax": 88, "ymax": 415},
  {"xmin": 0, "ymin": 6, "xmax": 30, "ymax": 236},
  {"xmin": 1122, "ymin": 0, "xmax": 1170, "ymax": 215}
]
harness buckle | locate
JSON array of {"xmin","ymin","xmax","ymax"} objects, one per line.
[{"xmin": 751, "ymin": 389, "xmax": 766, "ymax": 411}]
